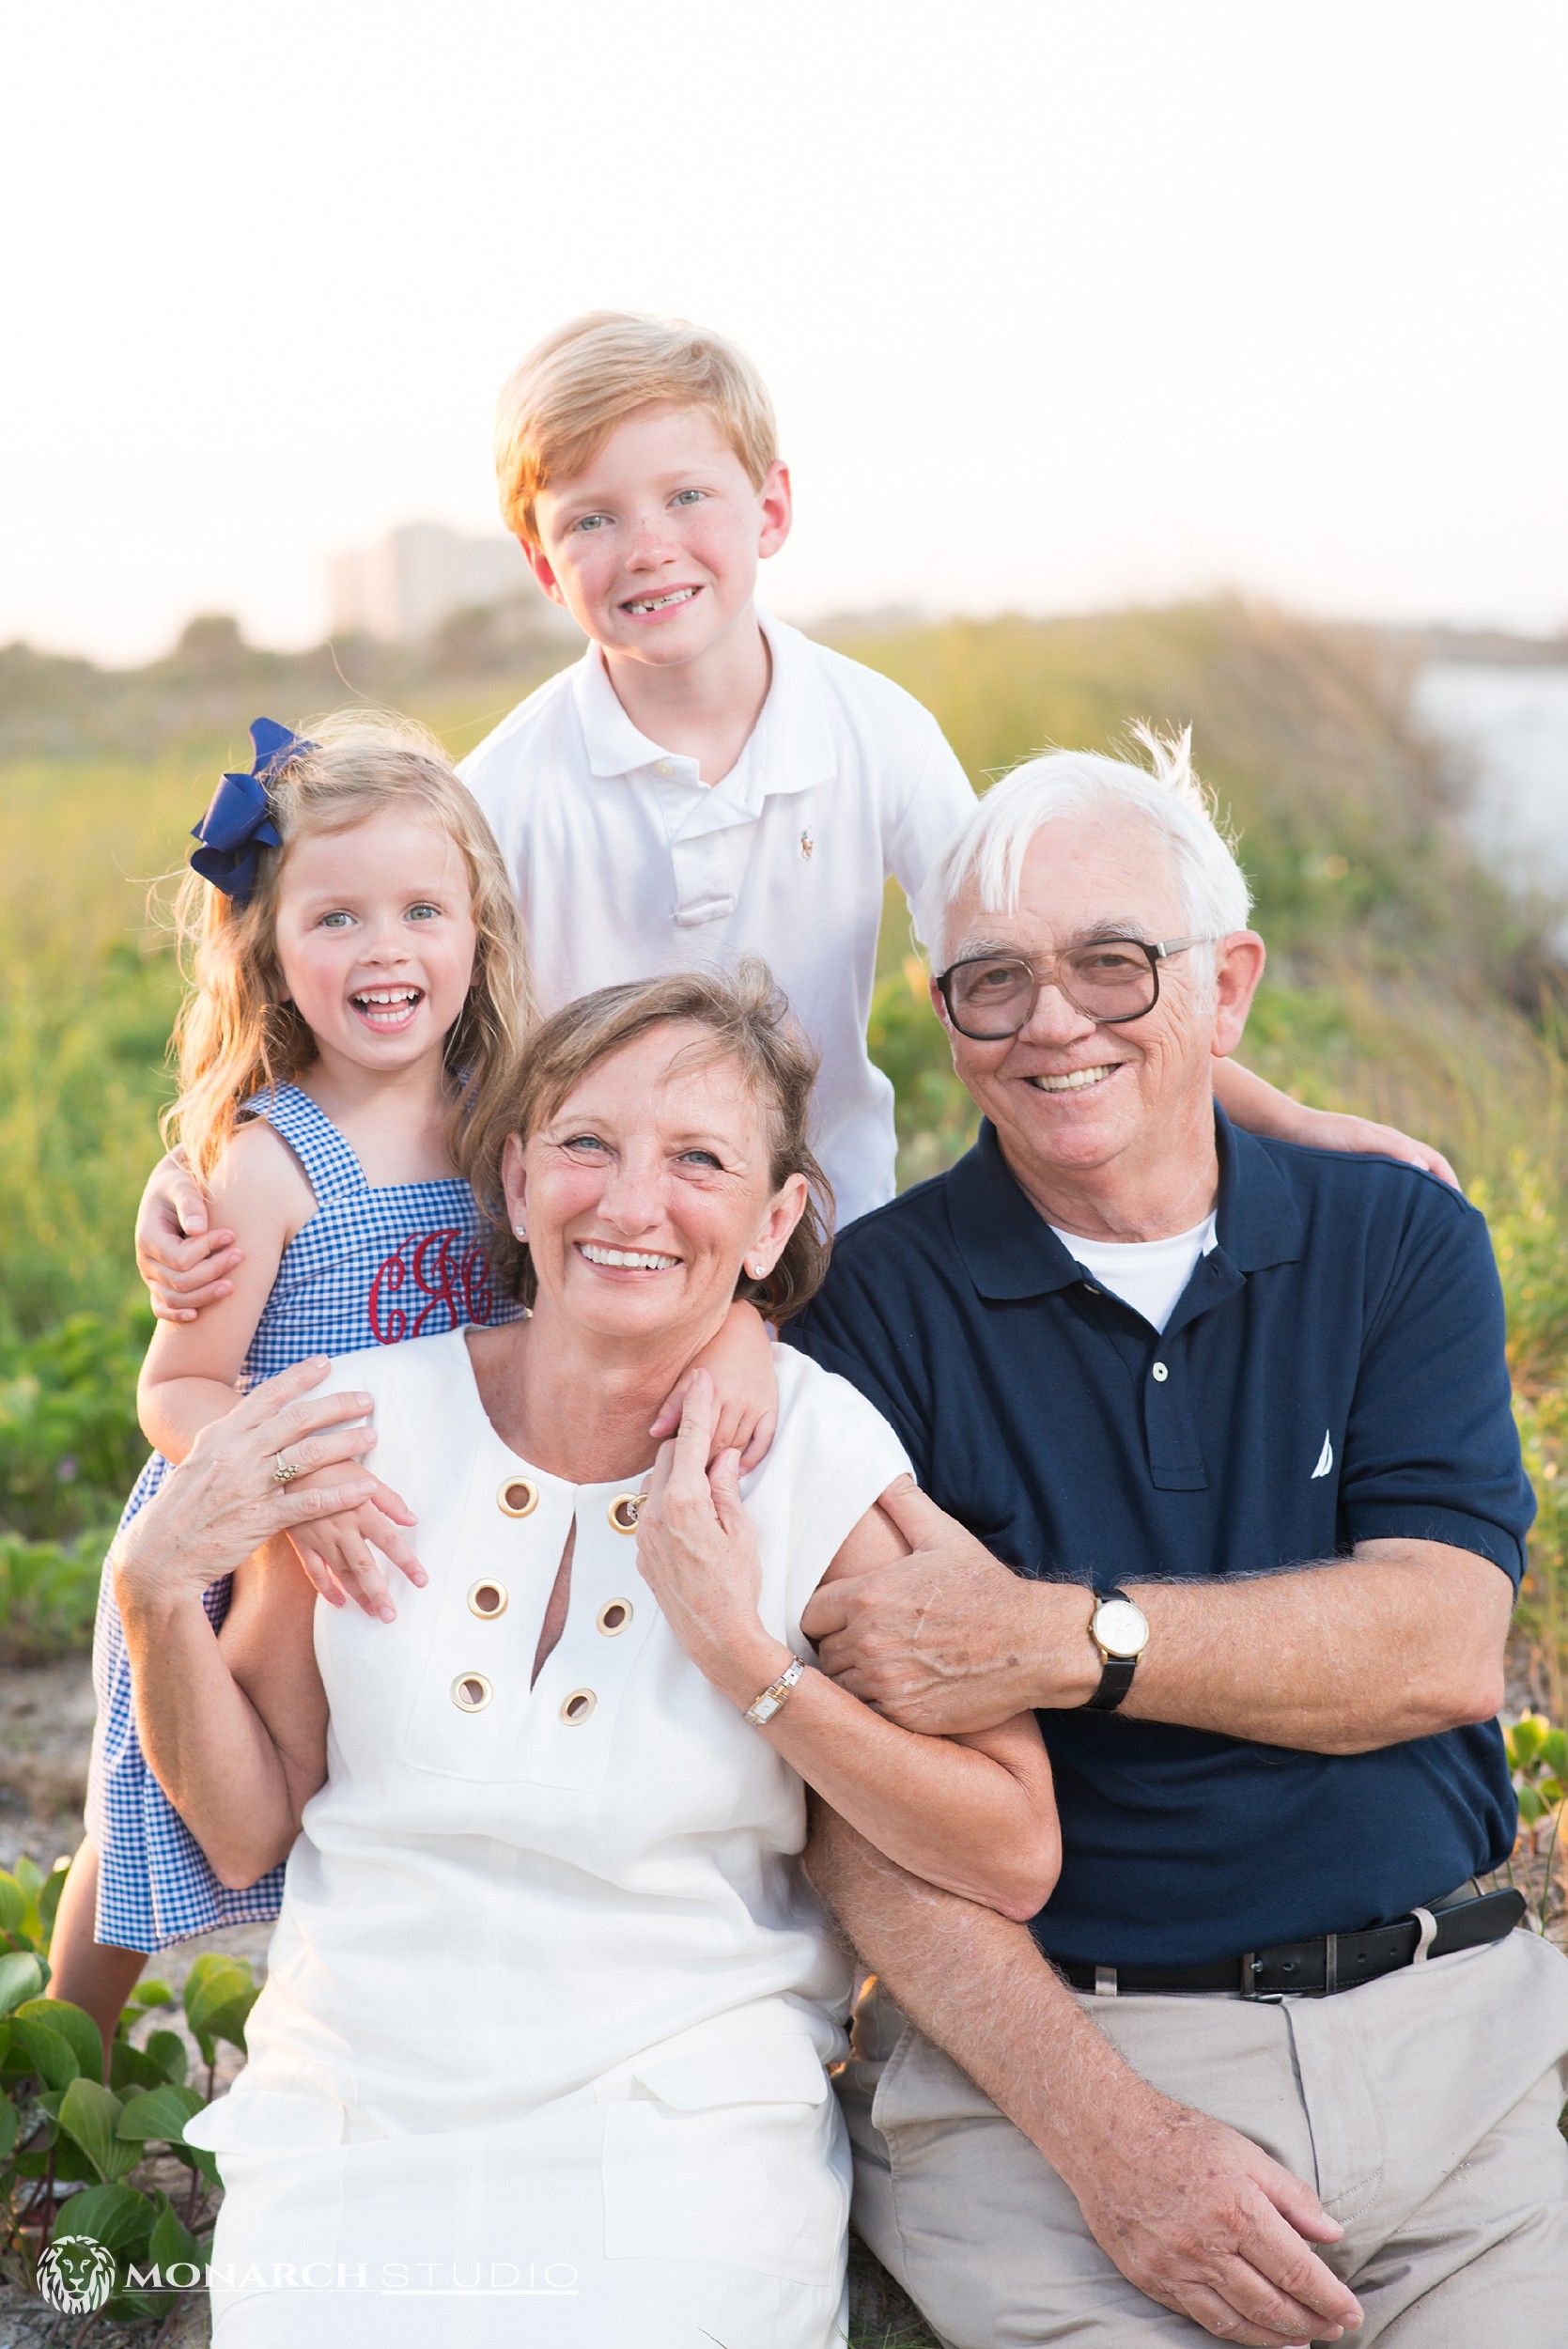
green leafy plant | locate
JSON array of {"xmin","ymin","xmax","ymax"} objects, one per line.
[
  {"xmin": 0, "ymin": 1307, "xmax": 154, "ymax": 1544},
  {"xmin": 1502, "ymin": 1712, "xmax": 1567, "ymax": 1938},
  {"xmin": 0, "ymin": 1854, "xmax": 257, "ymax": 2331}
]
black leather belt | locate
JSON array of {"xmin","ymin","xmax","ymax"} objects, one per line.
[{"xmin": 1053, "ymin": 1885, "xmax": 1526, "ymax": 1999}]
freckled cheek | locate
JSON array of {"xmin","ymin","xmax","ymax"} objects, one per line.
[
  {"xmin": 278, "ymin": 944, "xmax": 342, "ymax": 1011},
  {"xmin": 534, "ymin": 1170, "xmax": 605, "ymax": 1242}
]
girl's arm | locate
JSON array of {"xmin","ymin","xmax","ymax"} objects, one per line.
[
  {"xmin": 136, "ymin": 1121, "xmax": 311, "ymax": 1463},
  {"xmin": 636, "ymin": 1376, "xmax": 1060, "ymax": 1922},
  {"xmin": 136, "ymin": 1123, "xmax": 422, "ymax": 1616},
  {"xmin": 649, "ymin": 1299, "xmax": 778, "ymax": 1470},
  {"xmin": 110, "ymin": 1361, "xmax": 380, "ymax": 1886},
  {"xmin": 1213, "ymin": 1060, "xmax": 1458, "ymax": 1186}
]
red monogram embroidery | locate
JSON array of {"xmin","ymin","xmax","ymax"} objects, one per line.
[{"xmin": 367, "ymin": 1231, "xmax": 499, "ymax": 1345}]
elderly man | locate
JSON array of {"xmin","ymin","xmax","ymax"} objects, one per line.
[{"xmin": 788, "ymin": 733, "xmax": 1568, "ymax": 2346}]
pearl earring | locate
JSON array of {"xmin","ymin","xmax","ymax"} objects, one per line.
[
  {"xmin": 750, "ymin": 1260, "xmax": 766, "ymax": 1279},
  {"xmin": 514, "ymin": 1223, "xmax": 528, "ymax": 1241}
]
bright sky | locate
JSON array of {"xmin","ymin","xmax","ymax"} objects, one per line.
[{"xmin": 6, "ymin": 0, "xmax": 1565, "ymax": 663}]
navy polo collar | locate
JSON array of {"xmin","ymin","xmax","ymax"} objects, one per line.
[{"xmin": 946, "ymin": 1109, "xmax": 1304, "ymax": 1303}]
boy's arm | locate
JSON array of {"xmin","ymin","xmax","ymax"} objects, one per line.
[
  {"xmin": 1213, "ymin": 1058, "xmax": 1458, "ymax": 1187},
  {"xmin": 649, "ymin": 1299, "xmax": 778, "ymax": 1470},
  {"xmin": 135, "ymin": 1149, "xmax": 244, "ymax": 1323},
  {"xmin": 885, "ymin": 731, "xmax": 978, "ymax": 946},
  {"xmin": 877, "ymin": 720, "xmax": 1458, "ymax": 1195}
]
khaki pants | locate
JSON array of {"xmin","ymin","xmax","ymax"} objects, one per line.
[{"xmin": 840, "ymin": 1927, "xmax": 1568, "ymax": 2346}]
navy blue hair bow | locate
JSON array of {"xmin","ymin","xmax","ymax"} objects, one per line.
[{"xmin": 189, "ymin": 718, "xmax": 316, "ymax": 905}]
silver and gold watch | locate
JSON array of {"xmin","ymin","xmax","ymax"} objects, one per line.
[
  {"xmin": 1083, "ymin": 1587, "xmax": 1149, "ymax": 1713},
  {"xmin": 744, "ymin": 1654, "xmax": 807, "ymax": 1727}
]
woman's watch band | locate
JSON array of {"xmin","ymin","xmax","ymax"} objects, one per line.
[
  {"xmin": 744, "ymin": 1654, "xmax": 808, "ymax": 1726},
  {"xmin": 1082, "ymin": 1586, "xmax": 1150, "ymax": 1713}
]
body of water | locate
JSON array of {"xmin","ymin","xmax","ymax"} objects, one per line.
[{"xmin": 1416, "ymin": 662, "xmax": 1568, "ymax": 925}]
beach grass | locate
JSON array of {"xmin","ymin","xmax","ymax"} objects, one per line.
[{"xmin": 2, "ymin": 601, "xmax": 1564, "ymax": 1701}]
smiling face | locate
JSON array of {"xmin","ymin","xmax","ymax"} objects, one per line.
[
  {"xmin": 503, "ymin": 1022, "xmax": 806, "ymax": 1352},
  {"xmin": 271, "ymin": 808, "xmax": 478, "ymax": 1078},
  {"xmin": 937, "ymin": 809, "xmax": 1264, "ymax": 1233},
  {"xmin": 524, "ymin": 403, "xmax": 791, "ymax": 674}
]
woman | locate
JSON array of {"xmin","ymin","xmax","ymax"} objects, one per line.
[{"xmin": 114, "ymin": 965, "xmax": 1059, "ymax": 2348}]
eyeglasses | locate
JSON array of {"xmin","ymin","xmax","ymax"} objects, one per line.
[{"xmin": 935, "ymin": 937, "xmax": 1210, "ymax": 1040}]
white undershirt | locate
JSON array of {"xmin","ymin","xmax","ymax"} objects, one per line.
[{"xmin": 1049, "ymin": 1212, "xmax": 1219, "ymax": 1332}]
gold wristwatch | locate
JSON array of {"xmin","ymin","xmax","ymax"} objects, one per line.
[{"xmin": 1083, "ymin": 1587, "xmax": 1149, "ymax": 1712}]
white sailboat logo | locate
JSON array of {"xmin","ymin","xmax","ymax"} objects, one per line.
[{"xmin": 1311, "ymin": 1430, "xmax": 1334, "ymax": 1480}]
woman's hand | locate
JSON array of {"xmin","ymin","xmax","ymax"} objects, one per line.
[
  {"xmin": 635, "ymin": 1372, "xmax": 787, "ymax": 1702},
  {"xmin": 112, "ymin": 1358, "xmax": 381, "ymax": 1624},
  {"xmin": 135, "ymin": 1148, "xmax": 243, "ymax": 1323},
  {"xmin": 287, "ymin": 1479, "xmax": 426, "ymax": 1623},
  {"xmin": 648, "ymin": 1301, "xmax": 779, "ymax": 1470}
]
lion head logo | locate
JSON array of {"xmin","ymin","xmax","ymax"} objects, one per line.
[{"xmin": 37, "ymin": 2233, "xmax": 116, "ymax": 2313}]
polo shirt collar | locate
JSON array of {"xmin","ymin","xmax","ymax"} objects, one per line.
[
  {"xmin": 573, "ymin": 643, "xmax": 665, "ymax": 780},
  {"xmin": 947, "ymin": 1108, "xmax": 1304, "ymax": 1302},
  {"xmin": 568, "ymin": 608, "xmax": 837, "ymax": 807}
]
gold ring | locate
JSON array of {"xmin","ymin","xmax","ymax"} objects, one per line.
[{"xmin": 272, "ymin": 1453, "xmax": 302, "ymax": 1486}]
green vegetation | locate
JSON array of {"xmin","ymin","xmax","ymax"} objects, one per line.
[
  {"xmin": 4, "ymin": 589, "xmax": 1567, "ymax": 2295},
  {"xmin": 2, "ymin": 599, "xmax": 1565, "ymax": 1726},
  {"xmin": 0, "ymin": 1855, "xmax": 257, "ymax": 2324}
]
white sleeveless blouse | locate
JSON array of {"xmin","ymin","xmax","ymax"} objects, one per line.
[{"xmin": 192, "ymin": 1327, "xmax": 911, "ymax": 2346}]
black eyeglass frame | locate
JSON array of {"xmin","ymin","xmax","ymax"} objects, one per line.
[{"xmin": 934, "ymin": 936, "xmax": 1212, "ymax": 1040}]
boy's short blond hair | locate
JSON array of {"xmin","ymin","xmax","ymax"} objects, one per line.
[{"xmin": 494, "ymin": 310, "xmax": 779, "ymax": 547}]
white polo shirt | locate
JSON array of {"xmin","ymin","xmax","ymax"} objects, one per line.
[{"xmin": 459, "ymin": 609, "xmax": 975, "ymax": 1227}]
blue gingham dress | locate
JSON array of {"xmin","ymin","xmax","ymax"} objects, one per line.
[{"xmin": 86, "ymin": 1081, "xmax": 520, "ymax": 1951}]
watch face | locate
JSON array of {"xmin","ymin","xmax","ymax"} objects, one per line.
[{"xmin": 1094, "ymin": 1598, "xmax": 1150, "ymax": 1659}]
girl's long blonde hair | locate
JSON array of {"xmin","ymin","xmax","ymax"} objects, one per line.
[{"xmin": 165, "ymin": 710, "xmax": 535, "ymax": 1181}]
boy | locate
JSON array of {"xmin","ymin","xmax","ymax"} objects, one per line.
[{"xmin": 138, "ymin": 309, "xmax": 1450, "ymax": 1307}]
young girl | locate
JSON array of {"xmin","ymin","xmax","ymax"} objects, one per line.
[{"xmin": 52, "ymin": 711, "xmax": 773, "ymax": 2042}]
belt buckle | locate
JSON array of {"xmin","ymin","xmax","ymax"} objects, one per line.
[{"xmin": 1238, "ymin": 1952, "xmax": 1282, "ymax": 2002}]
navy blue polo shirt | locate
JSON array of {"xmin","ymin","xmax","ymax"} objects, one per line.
[{"xmin": 786, "ymin": 1112, "xmax": 1533, "ymax": 1968}]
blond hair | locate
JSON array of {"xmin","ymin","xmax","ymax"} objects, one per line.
[
  {"xmin": 464, "ymin": 961, "xmax": 831, "ymax": 1324},
  {"xmin": 165, "ymin": 711, "xmax": 535, "ymax": 1182},
  {"xmin": 494, "ymin": 310, "xmax": 779, "ymax": 547}
]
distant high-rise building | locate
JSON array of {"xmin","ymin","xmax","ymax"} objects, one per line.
[{"xmin": 329, "ymin": 522, "xmax": 539, "ymax": 643}]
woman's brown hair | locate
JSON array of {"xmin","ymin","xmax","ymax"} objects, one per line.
[{"xmin": 462, "ymin": 960, "xmax": 832, "ymax": 1323}]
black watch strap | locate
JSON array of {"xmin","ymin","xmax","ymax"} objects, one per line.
[{"xmin": 1083, "ymin": 1584, "xmax": 1138, "ymax": 1713}]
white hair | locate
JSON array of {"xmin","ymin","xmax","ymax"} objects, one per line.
[{"xmin": 915, "ymin": 724, "xmax": 1251, "ymax": 973}]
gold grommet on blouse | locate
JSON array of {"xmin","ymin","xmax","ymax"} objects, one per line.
[
  {"xmin": 597, "ymin": 1597, "xmax": 632, "ymax": 1637},
  {"xmin": 607, "ymin": 1493, "xmax": 644, "ymax": 1534},
  {"xmin": 452, "ymin": 1672, "xmax": 493, "ymax": 1713},
  {"xmin": 468, "ymin": 1579, "xmax": 508, "ymax": 1620},
  {"xmin": 497, "ymin": 1476, "xmax": 538, "ymax": 1518},
  {"xmin": 560, "ymin": 1688, "xmax": 597, "ymax": 1725}
]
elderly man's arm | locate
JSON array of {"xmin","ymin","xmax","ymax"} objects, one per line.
[
  {"xmin": 803, "ymin": 1505, "xmax": 1511, "ymax": 1750},
  {"xmin": 807, "ymin": 1807, "xmax": 1364, "ymax": 2346}
]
